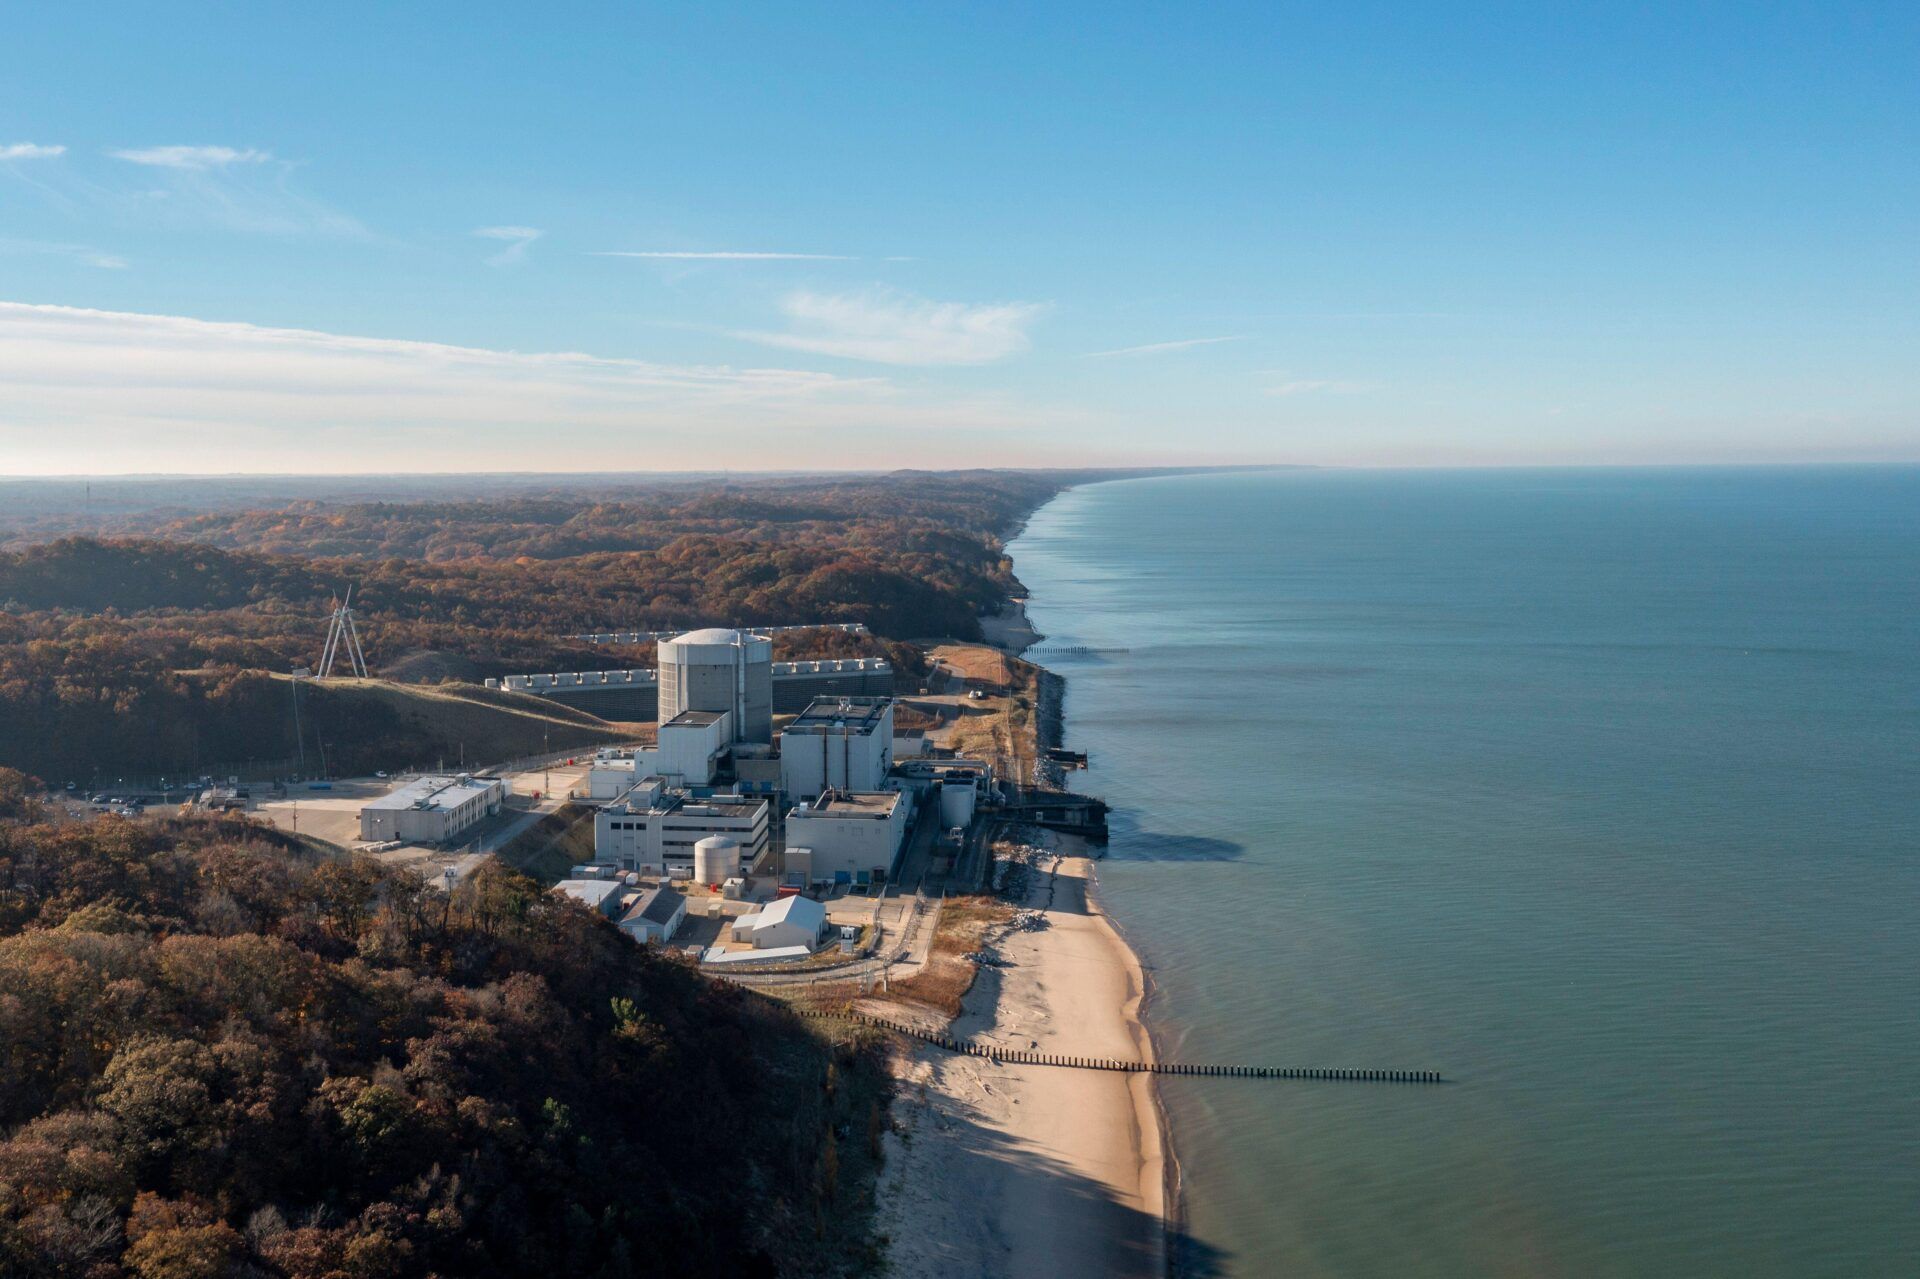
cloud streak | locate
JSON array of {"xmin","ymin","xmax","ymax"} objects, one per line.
[
  {"xmin": 0, "ymin": 238, "xmax": 128, "ymax": 269},
  {"xmin": 1084, "ymin": 335, "xmax": 1246, "ymax": 358},
  {"xmin": 109, "ymin": 144, "xmax": 272, "ymax": 170},
  {"xmin": 733, "ymin": 288, "xmax": 1044, "ymax": 365},
  {"xmin": 0, "ymin": 143, "xmax": 65, "ymax": 161},
  {"xmin": 595, "ymin": 250, "xmax": 858, "ymax": 261},
  {"xmin": 475, "ymin": 225, "xmax": 543, "ymax": 266},
  {"xmin": 1265, "ymin": 378, "xmax": 1361, "ymax": 396},
  {"xmin": 0, "ymin": 300, "xmax": 1076, "ymax": 473}
]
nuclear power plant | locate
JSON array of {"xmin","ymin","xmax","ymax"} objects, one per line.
[
  {"xmin": 491, "ymin": 624, "xmax": 892, "ymax": 723},
  {"xmin": 657, "ymin": 628, "xmax": 774, "ymax": 743}
]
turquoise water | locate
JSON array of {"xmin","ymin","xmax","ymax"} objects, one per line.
[{"xmin": 1008, "ymin": 468, "xmax": 1920, "ymax": 1279}]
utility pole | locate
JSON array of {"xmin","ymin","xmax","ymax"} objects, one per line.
[
  {"xmin": 289, "ymin": 668, "xmax": 306, "ymax": 773},
  {"xmin": 543, "ymin": 730, "xmax": 551, "ymax": 800}
]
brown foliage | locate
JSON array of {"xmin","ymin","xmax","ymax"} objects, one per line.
[{"xmin": 0, "ymin": 815, "xmax": 889, "ymax": 1278}]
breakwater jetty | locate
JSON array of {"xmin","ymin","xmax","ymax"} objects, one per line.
[{"xmin": 802, "ymin": 1007, "xmax": 1443, "ymax": 1084}]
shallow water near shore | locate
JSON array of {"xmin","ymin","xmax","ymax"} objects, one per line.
[{"xmin": 1009, "ymin": 467, "xmax": 1920, "ymax": 1278}]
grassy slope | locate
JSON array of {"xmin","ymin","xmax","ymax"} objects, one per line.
[
  {"xmin": 269, "ymin": 674, "xmax": 646, "ymax": 776},
  {"xmin": 495, "ymin": 802, "xmax": 602, "ymax": 884}
]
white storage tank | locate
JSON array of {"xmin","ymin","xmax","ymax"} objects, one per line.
[
  {"xmin": 693, "ymin": 833, "xmax": 743, "ymax": 886},
  {"xmin": 940, "ymin": 780, "xmax": 976, "ymax": 829}
]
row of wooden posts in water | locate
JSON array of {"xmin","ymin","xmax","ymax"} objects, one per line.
[{"xmin": 803, "ymin": 1007, "xmax": 1443, "ymax": 1084}]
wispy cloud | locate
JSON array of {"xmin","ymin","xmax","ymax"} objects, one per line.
[
  {"xmin": 1265, "ymin": 378, "xmax": 1361, "ymax": 397},
  {"xmin": 1084, "ymin": 335, "xmax": 1245, "ymax": 359},
  {"xmin": 475, "ymin": 225, "xmax": 542, "ymax": 266},
  {"xmin": 733, "ymin": 288, "xmax": 1044, "ymax": 365},
  {"xmin": 108, "ymin": 144, "xmax": 272, "ymax": 170},
  {"xmin": 0, "ymin": 143, "xmax": 65, "ymax": 161},
  {"xmin": 82, "ymin": 144, "xmax": 367, "ymax": 238},
  {"xmin": 0, "ymin": 238, "xmax": 128, "ymax": 269},
  {"xmin": 595, "ymin": 250, "xmax": 858, "ymax": 261},
  {"xmin": 0, "ymin": 300, "xmax": 1081, "ymax": 472}
]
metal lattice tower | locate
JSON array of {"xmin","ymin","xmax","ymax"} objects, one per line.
[{"xmin": 316, "ymin": 586, "xmax": 370, "ymax": 679}]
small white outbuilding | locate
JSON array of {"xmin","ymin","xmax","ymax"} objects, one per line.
[
  {"xmin": 728, "ymin": 893, "xmax": 828, "ymax": 951},
  {"xmin": 618, "ymin": 886, "xmax": 687, "ymax": 944}
]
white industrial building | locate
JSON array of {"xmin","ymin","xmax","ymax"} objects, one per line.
[
  {"xmin": 729, "ymin": 893, "xmax": 828, "ymax": 950},
  {"xmin": 658, "ymin": 628, "xmax": 774, "ymax": 744},
  {"xmin": 583, "ymin": 709, "xmax": 731, "ymax": 797},
  {"xmin": 587, "ymin": 754, "xmax": 638, "ymax": 800},
  {"xmin": 785, "ymin": 790, "xmax": 910, "ymax": 886},
  {"xmin": 618, "ymin": 887, "xmax": 686, "ymax": 944},
  {"xmin": 552, "ymin": 876, "xmax": 627, "ymax": 917},
  {"xmin": 359, "ymin": 774, "xmax": 509, "ymax": 844},
  {"xmin": 654, "ymin": 708, "xmax": 731, "ymax": 785},
  {"xmin": 593, "ymin": 778, "xmax": 771, "ymax": 879},
  {"xmin": 780, "ymin": 696, "xmax": 894, "ymax": 799}
]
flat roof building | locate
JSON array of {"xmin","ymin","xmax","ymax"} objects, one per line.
[
  {"xmin": 593, "ymin": 783, "xmax": 772, "ymax": 880},
  {"xmin": 359, "ymin": 774, "xmax": 509, "ymax": 845},
  {"xmin": 780, "ymin": 696, "xmax": 895, "ymax": 799},
  {"xmin": 785, "ymin": 789, "xmax": 910, "ymax": 887}
]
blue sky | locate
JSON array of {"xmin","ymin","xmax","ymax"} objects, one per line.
[{"xmin": 2, "ymin": 3, "xmax": 1916, "ymax": 473}]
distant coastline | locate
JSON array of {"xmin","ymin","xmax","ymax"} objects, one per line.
[{"xmin": 994, "ymin": 482, "xmax": 1183, "ymax": 1276}]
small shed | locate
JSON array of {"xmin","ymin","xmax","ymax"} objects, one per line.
[
  {"xmin": 553, "ymin": 878, "xmax": 625, "ymax": 918},
  {"xmin": 618, "ymin": 886, "xmax": 686, "ymax": 944},
  {"xmin": 737, "ymin": 893, "xmax": 828, "ymax": 951}
]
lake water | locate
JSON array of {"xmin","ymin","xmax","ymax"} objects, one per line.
[{"xmin": 1008, "ymin": 468, "xmax": 1920, "ymax": 1278}]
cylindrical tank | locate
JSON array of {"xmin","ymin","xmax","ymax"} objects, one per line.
[
  {"xmin": 940, "ymin": 781, "xmax": 976, "ymax": 828},
  {"xmin": 657, "ymin": 627, "xmax": 773, "ymax": 744},
  {"xmin": 693, "ymin": 834, "xmax": 742, "ymax": 885}
]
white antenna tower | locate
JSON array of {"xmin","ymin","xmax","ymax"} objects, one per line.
[{"xmin": 317, "ymin": 586, "xmax": 370, "ymax": 679}]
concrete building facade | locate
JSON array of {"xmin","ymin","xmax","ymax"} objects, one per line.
[
  {"xmin": 593, "ymin": 780, "xmax": 771, "ymax": 879},
  {"xmin": 359, "ymin": 774, "xmax": 508, "ymax": 845},
  {"xmin": 779, "ymin": 696, "xmax": 895, "ymax": 799},
  {"xmin": 784, "ymin": 790, "xmax": 911, "ymax": 885}
]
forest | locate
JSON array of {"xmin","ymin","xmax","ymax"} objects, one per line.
[
  {"xmin": 0, "ymin": 794, "xmax": 890, "ymax": 1278},
  {"xmin": 0, "ymin": 471, "xmax": 1077, "ymax": 781}
]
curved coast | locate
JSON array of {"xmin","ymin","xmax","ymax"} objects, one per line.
[
  {"xmin": 874, "ymin": 845, "xmax": 1170, "ymax": 1279},
  {"xmin": 877, "ymin": 489, "xmax": 1176, "ymax": 1278}
]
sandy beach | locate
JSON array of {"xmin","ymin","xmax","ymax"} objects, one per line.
[{"xmin": 874, "ymin": 845, "xmax": 1168, "ymax": 1278}]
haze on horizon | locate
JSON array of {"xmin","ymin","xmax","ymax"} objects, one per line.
[{"xmin": 2, "ymin": 4, "xmax": 1916, "ymax": 476}]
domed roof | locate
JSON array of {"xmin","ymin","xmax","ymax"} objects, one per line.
[{"xmin": 669, "ymin": 626, "xmax": 748, "ymax": 645}]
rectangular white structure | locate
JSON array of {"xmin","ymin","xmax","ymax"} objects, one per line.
[
  {"xmin": 784, "ymin": 790, "xmax": 909, "ymax": 885},
  {"xmin": 359, "ymin": 774, "xmax": 508, "ymax": 845},
  {"xmin": 593, "ymin": 784, "xmax": 771, "ymax": 878},
  {"xmin": 655, "ymin": 708, "xmax": 731, "ymax": 786},
  {"xmin": 587, "ymin": 757, "xmax": 639, "ymax": 800},
  {"xmin": 779, "ymin": 696, "xmax": 894, "ymax": 799}
]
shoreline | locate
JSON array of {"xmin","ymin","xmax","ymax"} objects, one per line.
[
  {"xmin": 995, "ymin": 487, "xmax": 1183, "ymax": 1273},
  {"xmin": 994, "ymin": 489, "xmax": 1184, "ymax": 1276},
  {"xmin": 871, "ymin": 842, "xmax": 1169, "ymax": 1278}
]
